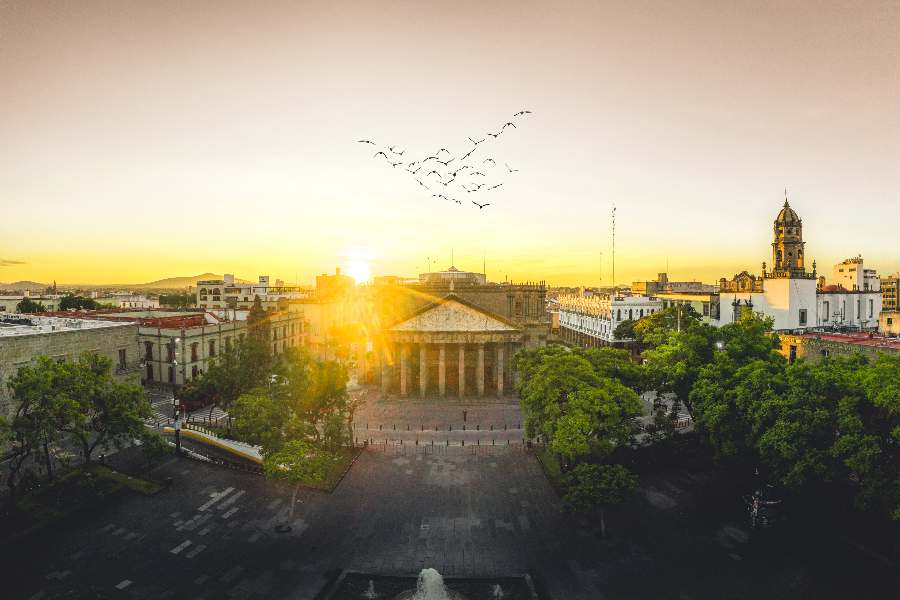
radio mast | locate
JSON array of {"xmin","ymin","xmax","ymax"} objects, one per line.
[{"xmin": 611, "ymin": 205, "xmax": 616, "ymax": 295}]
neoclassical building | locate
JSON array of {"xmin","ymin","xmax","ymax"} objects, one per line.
[{"xmin": 375, "ymin": 267, "xmax": 548, "ymax": 398}]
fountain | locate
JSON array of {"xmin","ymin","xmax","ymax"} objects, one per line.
[
  {"xmin": 394, "ymin": 568, "xmax": 469, "ymax": 600},
  {"xmin": 362, "ymin": 579, "xmax": 378, "ymax": 599}
]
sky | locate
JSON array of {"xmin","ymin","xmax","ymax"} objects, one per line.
[{"xmin": 1, "ymin": 0, "xmax": 898, "ymax": 286}]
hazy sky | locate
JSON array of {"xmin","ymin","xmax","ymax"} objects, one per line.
[{"xmin": 2, "ymin": 0, "xmax": 898, "ymax": 286}]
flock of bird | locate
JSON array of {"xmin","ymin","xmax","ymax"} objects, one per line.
[{"xmin": 357, "ymin": 110, "xmax": 532, "ymax": 210}]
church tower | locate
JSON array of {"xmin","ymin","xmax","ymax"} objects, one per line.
[{"xmin": 770, "ymin": 195, "xmax": 806, "ymax": 277}]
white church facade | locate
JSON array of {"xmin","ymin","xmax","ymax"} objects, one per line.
[{"xmin": 717, "ymin": 199, "xmax": 881, "ymax": 331}]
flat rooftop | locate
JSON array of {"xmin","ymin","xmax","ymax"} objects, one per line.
[
  {"xmin": 0, "ymin": 315, "xmax": 133, "ymax": 338},
  {"xmin": 793, "ymin": 331, "xmax": 900, "ymax": 351}
]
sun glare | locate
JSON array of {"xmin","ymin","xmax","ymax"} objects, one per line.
[{"xmin": 345, "ymin": 246, "xmax": 374, "ymax": 283}]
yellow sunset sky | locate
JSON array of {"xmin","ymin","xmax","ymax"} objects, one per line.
[{"xmin": 1, "ymin": 1, "xmax": 898, "ymax": 286}]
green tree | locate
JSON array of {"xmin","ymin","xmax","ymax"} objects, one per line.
[
  {"xmin": 578, "ymin": 347, "xmax": 646, "ymax": 392},
  {"xmin": 55, "ymin": 353, "xmax": 151, "ymax": 464},
  {"xmin": 263, "ymin": 439, "xmax": 338, "ymax": 530},
  {"xmin": 632, "ymin": 304, "xmax": 702, "ymax": 346},
  {"xmin": 159, "ymin": 293, "xmax": 193, "ymax": 308},
  {"xmin": 613, "ymin": 319, "xmax": 635, "ymax": 341},
  {"xmin": 563, "ymin": 463, "xmax": 639, "ymax": 537},
  {"xmin": 16, "ymin": 298, "xmax": 46, "ymax": 313},
  {"xmin": 518, "ymin": 352, "xmax": 600, "ymax": 442},
  {"xmin": 59, "ymin": 295, "xmax": 99, "ymax": 310}
]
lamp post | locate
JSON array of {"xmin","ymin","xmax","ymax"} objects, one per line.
[{"xmin": 171, "ymin": 337, "xmax": 181, "ymax": 455}]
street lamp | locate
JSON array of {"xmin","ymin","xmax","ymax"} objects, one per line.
[{"xmin": 171, "ymin": 337, "xmax": 181, "ymax": 455}]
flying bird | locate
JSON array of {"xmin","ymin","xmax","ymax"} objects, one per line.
[
  {"xmin": 389, "ymin": 145, "xmax": 405, "ymax": 155},
  {"xmin": 463, "ymin": 183, "xmax": 485, "ymax": 193},
  {"xmin": 468, "ymin": 136, "xmax": 485, "ymax": 145},
  {"xmin": 505, "ymin": 163, "xmax": 519, "ymax": 173},
  {"xmin": 513, "ymin": 110, "xmax": 532, "ymax": 117},
  {"xmin": 388, "ymin": 161, "xmax": 402, "ymax": 168},
  {"xmin": 358, "ymin": 139, "xmax": 377, "ymax": 145},
  {"xmin": 421, "ymin": 156, "xmax": 439, "ymax": 164},
  {"xmin": 374, "ymin": 151, "xmax": 389, "ymax": 159},
  {"xmin": 472, "ymin": 201, "xmax": 491, "ymax": 209},
  {"xmin": 487, "ymin": 131, "xmax": 501, "ymax": 138},
  {"xmin": 460, "ymin": 148, "xmax": 476, "ymax": 161},
  {"xmin": 470, "ymin": 171, "xmax": 486, "ymax": 177},
  {"xmin": 451, "ymin": 165, "xmax": 470, "ymax": 177},
  {"xmin": 436, "ymin": 158, "xmax": 454, "ymax": 166},
  {"xmin": 501, "ymin": 122, "xmax": 516, "ymax": 130},
  {"xmin": 417, "ymin": 179, "xmax": 430, "ymax": 190},
  {"xmin": 483, "ymin": 158, "xmax": 496, "ymax": 166},
  {"xmin": 437, "ymin": 148, "xmax": 451, "ymax": 156},
  {"xmin": 425, "ymin": 170, "xmax": 442, "ymax": 178},
  {"xmin": 440, "ymin": 177, "xmax": 455, "ymax": 186},
  {"xmin": 407, "ymin": 165, "xmax": 422, "ymax": 174},
  {"xmin": 487, "ymin": 183, "xmax": 503, "ymax": 190}
]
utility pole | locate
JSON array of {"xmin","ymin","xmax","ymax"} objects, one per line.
[{"xmin": 611, "ymin": 205, "xmax": 616, "ymax": 296}]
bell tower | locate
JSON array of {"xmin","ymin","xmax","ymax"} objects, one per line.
[{"xmin": 770, "ymin": 194, "xmax": 806, "ymax": 277}]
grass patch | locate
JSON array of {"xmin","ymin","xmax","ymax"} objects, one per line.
[
  {"xmin": 534, "ymin": 445, "xmax": 566, "ymax": 497},
  {"xmin": 1, "ymin": 464, "xmax": 161, "ymax": 542},
  {"xmin": 303, "ymin": 447, "xmax": 362, "ymax": 493}
]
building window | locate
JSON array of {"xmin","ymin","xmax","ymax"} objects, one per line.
[
  {"xmin": 208, "ymin": 340, "xmax": 216, "ymax": 357},
  {"xmin": 703, "ymin": 303, "xmax": 710, "ymax": 317},
  {"xmin": 168, "ymin": 365, "xmax": 175, "ymax": 383},
  {"xmin": 856, "ymin": 300, "xmax": 860, "ymax": 319},
  {"xmin": 191, "ymin": 365, "xmax": 199, "ymax": 379},
  {"xmin": 273, "ymin": 343, "xmax": 278, "ymax": 355},
  {"xmin": 191, "ymin": 342, "xmax": 199, "ymax": 362},
  {"xmin": 146, "ymin": 363, "xmax": 154, "ymax": 381},
  {"xmin": 144, "ymin": 341, "xmax": 153, "ymax": 360},
  {"xmin": 118, "ymin": 349, "xmax": 127, "ymax": 370},
  {"xmin": 869, "ymin": 299, "xmax": 873, "ymax": 318},
  {"xmin": 799, "ymin": 309, "xmax": 807, "ymax": 326},
  {"xmin": 823, "ymin": 301, "xmax": 829, "ymax": 321}
]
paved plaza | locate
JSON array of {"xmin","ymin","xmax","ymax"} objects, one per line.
[{"xmin": 4, "ymin": 399, "xmax": 897, "ymax": 600}]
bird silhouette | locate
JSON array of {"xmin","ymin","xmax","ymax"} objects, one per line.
[
  {"xmin": 374, "ymin": 151, "xmax": 389, "ymax": 159},
  {"xmin": 425, "ymin": 170, "xmax": 442, "ymax": 179},
  {"xmin": 469, "ymin": 136, "xmax": 485, "ymax": 145},
  {"xmin": 472, "ymin": 201, "xmax": 491, "ymax": 209},
  {"xmin": 501, "ymin": 122, "xmax": 516, "ymax": 130},
  {"xmin": 388, "ymin": 161, "xmax": 402, "ymax": 168},
  {"xmin": 451, "ymin": 197, "xmax": 462, "ymax": 205},
  {"xmin": 440, "ymin": 177, "xmax": 455, "ymax": 186},
  {"xmin": 437, "ymin": 148, "xmax": 451, "ymax": 156},
  {"xmin": 463, "ymin": 183, "xmax": 485, "ymax": 193},
  {"xmin": 505, "ymin": 162, "xmax": 519, "ymax": 173},
  {"xmin": 417, "ymin": 179, "xmax": 430, "ymax": 189},
  {"xmin": 513, "ymin": 110, "xmax": 532, "ymax": 117},
  {"xmin": 483, "ymin": 158, "xmax": 496, "ymax": 166},
  {"xmin": 451, "ymin": 165, "xmax": 470, "ymax": 177},
  {"xmin": 487, "ymin": 131, "xmax": 501, "ymax": 138},
  {"xmin": 436, "ymin": 158, "xmax": 454, "ymax": 166},
  {"xmin": 421, "ymin": 156, "xmax": 439, "ymax": 164},
  {"xmin": 358, "ymin": 139, "xmax": 377, "ymax": 145},
  {"xmin": 470, "ymin": 171, "xmax": 486, "ymax": 177},
  {"xmin": 460, "ymin": 148, "xmax": 476, "ymax": 161},
  {"xmin": 487, "ymin": 183, "xmax": 503, "ymax": 190},
  {"xmin": 407, "ymin": 165, "xmax": 422, "ymax": 174},
  {"xmin": 389, "ymin": 145, "xmax": 405, "ymax": 155}
]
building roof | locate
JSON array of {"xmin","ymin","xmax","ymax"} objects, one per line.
[
  {"xmin": 791, "ymin": 331, "xmax": 900, "ymax": 351},
  {"xmin": 775, "ymin": 199, "xmax": 801, "ymax": 224},
  {"xmin": 0, "ymin": 315, "xmax": 134, "ymax": 337}
]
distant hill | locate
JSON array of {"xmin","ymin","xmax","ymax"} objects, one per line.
[
  {"xmin": 121, "ymin": 273, "xmax": 253, "ymax": 289},
  {"xmin": 0, "ymin": 280, "xmax": 48, "ymax": 292}
]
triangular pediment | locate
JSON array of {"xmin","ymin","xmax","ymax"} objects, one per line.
[{"xmin": 389, "ymin": 296, "xmax": 521, "ymax": 333}]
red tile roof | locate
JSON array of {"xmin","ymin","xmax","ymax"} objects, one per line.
[{"xmin": 794, "ymin": 331, "xmax": 900, "ymax": 350}]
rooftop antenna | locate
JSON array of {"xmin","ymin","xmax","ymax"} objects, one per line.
[
  {"xmin": 599, "ymin": 251, "xmax": 603, "ymax": 283},
  {"xmin": 451, "ymin": 248, "xmax": 454, "ymax": 268},
  {"xmin": 611, "ymin": 204, "xmax": 616, "ymax": 294}
]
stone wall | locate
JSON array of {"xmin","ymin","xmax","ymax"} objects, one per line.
[{"xmin": 0, "ymin": 323, "xmax": 141, "ymax": 417}]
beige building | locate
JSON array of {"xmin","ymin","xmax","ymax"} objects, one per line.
[
  {"xmin": 197, "ymin": 274, "xmax": 310, "ymax": 310},
  {"xmin": 879, "ymin": 311, "xmax": 900, "ymax": 336},
  {"xmin": 0, "ymin": 294, "xmax": 64, "ymax": 313},
  {"xmin": 882, "ymin": 273, "xmax": 898, "ymax": 312},
  {"xmin": 778, "ymin": 331, "xmax": 900, "ymax": 365},
  {"xmin": 0, "ymin": 315, "xmax": 141, "ymax": 417}
]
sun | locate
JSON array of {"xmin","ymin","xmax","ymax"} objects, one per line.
[{"xmin": 344, "ymin": 246, "xmax": 374, "ymax": 283}]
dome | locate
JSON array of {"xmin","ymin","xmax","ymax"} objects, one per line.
[{"xmin": 775, "ymin": 200, "xmax": 801, "ymax": 224}]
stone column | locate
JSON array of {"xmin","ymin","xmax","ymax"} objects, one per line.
[
  {"xmin": 380, "ymin": 346, "xmax": 391, "ymax": 397},
  {"xmin": 458, "ymin": 344, "xmax": 465, "ymax": 398},
  {"xmin": 400, "ymin": 343, "xmax": 409, "ymax": 397},
  {"xmin": 496, "ymin": 343, "xmax": 505, "ymax": 397},
  {"xmin": 438, "ymin": 343, "xmax": 446, "ymax": 397},
  {"xmin": 419, "ymin": 343, "xmax": 427, "ymax": 398},
  {"xmin": 477, "ymin": 343, "xmax": 485, "ymax": 396}
]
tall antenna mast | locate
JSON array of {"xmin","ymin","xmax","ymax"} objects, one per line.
[{"xmin": 611, "ymin": 205, "xmax": 616, "ymax": 294}]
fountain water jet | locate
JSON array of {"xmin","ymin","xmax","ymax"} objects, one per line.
[{"xmin": 393, "ymin": 568, "xmax": 469, "ymax": 600}]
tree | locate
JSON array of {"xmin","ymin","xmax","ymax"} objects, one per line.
[
  {"xmin": 159, "ymin": 293, "xmax": 193, "ymax": 308},
  {"xmin": 578, "ymin": 347, "xmax": 646, "ymax": 392},
  {"xmin": 613, "ymin": 319, "xmax": 635, "ymax": 342},
  {"xmin": 549, "ymin": 380, "xmax": 642, "ymax": 465},
  {"xmin": 262, "ymin": 439, "xmax": 338, "ymax": 530},
  {"xmin": 59, "ymin": 295, "xmax": 99, "ymax": 310},
  {"xmin": 55, "ymin": 353, "xmax": 151, "ymax": 464},
  {"xmin": 633, "ymin": 304, "xmax": 702, "ymax": 346},
  {"xmin": 563, "ymin": 463, "xmax": 639, "ymax": 537},
  {"xmin": 16, "ymin": 298, "xmax": 46, "ymax": 313}
]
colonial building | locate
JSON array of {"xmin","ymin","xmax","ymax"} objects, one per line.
[
  {"xmin": 717, "ymin": 198, "xmax": 882, "ymax": 331},
  {"xmin": 778, "ymin": 331, "xmax": 899, "ymax": 364},
  {"xmin": 0, "ymin": 315, "xmax": 141, "ymax": 417},
  {"xmin": 197, "ymin": 274, "xmax": 310, "ymax": 310},
  {"xmin": 556, "ymin": 293, "xmax": 662, "ymax": 346},
  {"xmin": 881, "ymin": 273, "xmax": 899, "ymax": 311},
  {"xmin": 375, "ymin": 267, "xmax": 548, "ymax": 398}
]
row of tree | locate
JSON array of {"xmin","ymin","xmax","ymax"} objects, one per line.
[
  {"xmin": 1, "ymin": 353, "xmax": 163, "ymax": 504},
  {"xmin": 572, "ymin": 305, "xmax": 899, "ymax": 522}
]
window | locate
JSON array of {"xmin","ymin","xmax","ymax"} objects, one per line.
[
  {"xmin": 225, "ymin": 336, "xmax": 232, "ymax": 351},
  {"xmin": 191, "ymin": 365, "xmax": 199, "ymax": 379},
  {"xmin": 856, "ymin": 300, "xmax": 860, "ymax": 319},
  {"xmin": 208, "ymin": 340, "xmax": 216, "ymax": 357},
  {"xmin": 167, "ymin": 344, "xmax": 175, "ymax": 362},
  {"xmin": 273, "ymin": 343, "xmax": 278, "ymax": 355},
  {"xmin": 191, "ymin": 342, "xmax": 199, "ymax": 362},
  {"xmin": 799, "ymin": 309, "xmax": 807, "ymax": 326},
  {"xmin": 869, "ymin": 299, "xmax": 873, "ymax": 318},
  {"xmin": 144, "ymin": 341, "xmax": 153, "ymax": 360},
  {"xmin": 703, "ymin": 303, "xmax": 710, "ymax": 317},
  {"xmin": 118, "ymin": 349, "xmax": 127, "ymax": 370},
  {"xmin": 888, "ymin": 317, "xmax": 894, "ymax": 325},
  {"xmin": 168, "ymin": 365, "xmax": 175, "ymax": 383},
  {"xmin": 823, "ymin": 301, "xmax": 829, "ymax": 321},
  {"xmin": 146, "ymin": 364, "xmax": 154, "ymax": 381}
]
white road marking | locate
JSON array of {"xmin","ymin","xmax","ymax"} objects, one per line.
[
  {"xmin": 169, "ymin": 540, "xmax": 193, "ymax": 555},
  {"xmin": 221, "ymin": 507, "xmax": 239, "ymax": 519},
  {"xmin": 198, "ymin": 487, "xmax": 234, "ymax": 511},
  {"xmin": 185, "ymin": 544, "xmax": 207, "ymax": 559},
  {"xmin": 115, "ymin": 579, "xmax": 132, "ymax": 590},
  {"xmin": 218, "ymin": 489, "xmax": 245, "ymax": 509}
]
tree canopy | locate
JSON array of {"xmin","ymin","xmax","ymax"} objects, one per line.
[{"xmin": 16, "ymin": 298, "xmax": 46, "ymax": 313}]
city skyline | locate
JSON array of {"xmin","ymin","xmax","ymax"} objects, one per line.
[{"xmin": 2, "ymin": 1, "xmax": 899, "ymax": 285}]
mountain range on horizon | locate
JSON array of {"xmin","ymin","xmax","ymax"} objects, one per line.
[{"xmin": 0, "ymin": 273, "xmax": 255, "ymax": 291}]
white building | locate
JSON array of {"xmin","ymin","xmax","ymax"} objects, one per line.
[
  {"xmin": 717, "ymin": 198, "xmax": 882, "ymax": 331},
  {"xmin": 557, "ymin": 293, "xmax": 662, "ymax": 346},
  {"xmin": 197, "ymin": 274, "xmax": 310, "ymax": 310}
]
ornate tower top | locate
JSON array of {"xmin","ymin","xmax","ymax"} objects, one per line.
[{"xmin": 770, "ymin": 195, "xmax": 813, "ymax": 279}]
